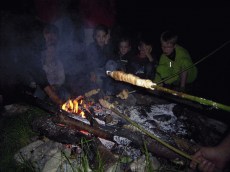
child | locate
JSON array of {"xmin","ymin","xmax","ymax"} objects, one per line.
[
  {"xmin": 105, "ymin": 36, "xmax": 136, "ymax": 95},
  {"xmin": 116, "ymin": 37, "xmax": 135, "ymax": 72},
  {"xmin": 127, "ymin": 37, "xmax": 157, "ymax": 80},
  {"xmin": 154, "ymin": 30, "xmax": 197, "ymax": 91},
  {"xmin": 85, "ymin": 24, "xmax": 115, "ymax": 94},
  {"xmin": 86, "ymin": 24, "xmax": 114, "ymax": 70}
]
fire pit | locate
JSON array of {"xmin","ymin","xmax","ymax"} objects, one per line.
[{"xmin": 10, "ymin": 88, "xmax": 227, "ymax": 171}]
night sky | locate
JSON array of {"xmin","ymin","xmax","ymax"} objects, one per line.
[{"xmin": 1, "ymin": 1, "xmax": 230, "ymax": 106}]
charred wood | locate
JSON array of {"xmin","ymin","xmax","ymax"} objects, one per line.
[
  {"xmin": 83, "ymin": 108, "xmax": 100, "ymax": 128},
  {"xmin": 57, "ymin": 113, "xmax": 189, "ymax": 164},
  {"xmin": 32, "ymin": 116, "xmax": 87, "ymax": 144},
  {"xmin": 28, "ymin": 94, "xmax": 195, "ymax": 165},
  {"xmin": 57, "ymin": 113, "xmax": 114, "ymax": 140},
  {"xmin": 32, "ymin": 116, "xmax": 118, "ymax": 170}
]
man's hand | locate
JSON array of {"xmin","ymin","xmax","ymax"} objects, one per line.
[
  {"xmin": 190, "ymin": 146, "xmax": 227, "ymax": 172},
  {"xmin": 44, "ymin": 85, "xmax": 64, "ymax": 106}
]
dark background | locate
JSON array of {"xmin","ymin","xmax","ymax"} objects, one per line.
[
  {"xmin": 116, "ymin": 3, "xmax": 230, "ymax": 105},
  {"xmin": 1, "ymin": 0, "xmax": 230, "ymax": 107}
]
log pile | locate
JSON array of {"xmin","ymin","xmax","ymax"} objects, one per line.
[
  {"xmin": 29, "ymin": 96, "xmax": 194, "ymax": 165},
  {"xmin": 21, "ymin": 93, "xmax": 228, "ymax": 171}
]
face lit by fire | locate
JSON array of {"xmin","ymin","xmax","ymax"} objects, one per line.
[
  {"xmin": 161, "ymin": 41, "xmax": 175, "ymax": 56},
  {"xmin": 94, "ymin": 30, "xmax": 108, "ymax": 48},
  {"xmin": 119, "ymin": 41, "xmax": 131, "ymax": 56}
]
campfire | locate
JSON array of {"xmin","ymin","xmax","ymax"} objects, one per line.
[
  {"xmin": 12, "ymin": 78, "xmax": 228, "ymax": 171},
  {"xmin": 61, "ymin": 95, "xmax": 86, "ymax": 118}
]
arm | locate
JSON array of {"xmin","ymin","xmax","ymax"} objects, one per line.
[
  {"xmin": 144, "ymin": 45, "xmax": 154, "ymax": 62},
  {"xmin": 178, "ymin": 54, "xmax": 193, "ymax": 89},
  {"xmin": 44, "ymin": 85, "xmax": 64, "ymax": 106},
  {"xmin": 190, "ymin": 132, "xmax": 230, "ymax": 172},
  {"xmin": 32, "ymin": 67, "xmax": 64, "ymax": 106},
  {"xmin": 180, "ymin": 70, "xmax": 188, "ymax": 89}
]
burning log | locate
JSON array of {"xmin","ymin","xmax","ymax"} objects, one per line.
[
  {"xmin": 57, "ymin": 113, "xmax": 113, "ymax": 140},
  {"xmin": 27, "ymin": 95, "xmax": 198, "ymax": 166},
  {"xmin": 55, "ymin": 113, "xmax": 194, "ymax": 165},
  {"xmin": 33, "ymin": 112, "xmax": 190, "ymax": 165},
  {"xmin": 83, "ymin": 107, "xmax": 100, "ymax": 128},
  {"xmin": 32, "ymin": 116, "xmax": 118, "ymax": 170},
  {"xmin": 32, "ymin": 116, "xmax": 88, "ymax": 144}
]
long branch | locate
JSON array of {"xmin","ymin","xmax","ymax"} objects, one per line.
[
  {"xmin": 107, "ymin": 71, "xmax": 230, "ymax": 112},
  {"xmin": 153, "ymin": 85, "xmax": 230, "ymax": 112},
  {"xmin": 99, "ymin": 99, "xmax": 194, "ymax": 162}
]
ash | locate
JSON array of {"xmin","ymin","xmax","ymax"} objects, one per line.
[
  {"xmin": 126, "ymin": 103, "xmax": 188, "ymax": 136},
  {"xmin": 67, "ymin": 100, "xmax": 190, "ymax": 161},
  {"xmin": 92, "ymin": 103, "xmax": 188, "ymax": 160}
]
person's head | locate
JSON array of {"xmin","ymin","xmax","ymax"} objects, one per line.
[
  {"xmin": 43, "ymin": 24, "xmax": 59, "ymax": 47},
  {"xmin": 118, "ymin": 37, "xmax": 131, "ymax": 56},
  {"xmin": 93, "ymin": 24, "xmax": 109, "ymax": 48},
  {"xmin": 160, "ymin": 30, "xmax": 178, "ymax": 56},
  {"xmin": 138, "ymin": 38, "xmax": 152, "ymax": 58}
]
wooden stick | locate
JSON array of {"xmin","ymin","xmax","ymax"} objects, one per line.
[
  {"xmin": 153, "ymin": 85, "xmax": 230, "ymax": 112},
  {"xmin": 107, "ymin": 71, "xmax": 230, "ymax": 112},
  {"xmin": 99, "ymin": 99, "xmax": 196, "ymax": 162}
]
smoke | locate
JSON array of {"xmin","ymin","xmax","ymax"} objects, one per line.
[
  {"xmin": 0, "ymin": 3, "xmax": 90, "ymax": 97},
  {"xmin": 0, "ymin": 0, "xmax": 124, "ymax": 98}
]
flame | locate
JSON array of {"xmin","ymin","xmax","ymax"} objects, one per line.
[{"xmin": 61, "ymin": 96, "xmax": 86, "ymax": 118}]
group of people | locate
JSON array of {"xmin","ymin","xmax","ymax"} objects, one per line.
[
  {"xmin": 1, "ymin": 0, "xmax": 199, "ymax": 106},
  {"xmin": 0, "ymin": 21, "xmax": 199, "ymax": 108},
  {"xmin": 74, "ymin": 24, "xmax": 198, "ymax": 97},
  {"xmin": 90, "ymin": 26, "xmax": 198, "ymax": 95}
]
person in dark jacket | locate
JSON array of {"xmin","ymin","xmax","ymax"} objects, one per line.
[
  {"xmin": 127, "ymin": 37, "xmax": 157, "ymax": 80},
  {"xmin": 115, "ymin": 37, "xmax": 136, "ymax": 72}
]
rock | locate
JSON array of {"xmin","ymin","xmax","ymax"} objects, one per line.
[
  {"xmin": 14, "ymin": 139, "xmax": 68, "ymax": 172},
  {"xmin": 14, "ymin": 140, "xmax": 45, "ymax": 164},
  {"xmin": 42, "ymin": 149, "xmax": 72, "ymax": 172},
  {"xmin": 2, "ymin": 103, "xmax": 30, "ymax": 116},
  {"xmin": 129, "ymin": 154, "xmax": 160, "ymax": 172}
]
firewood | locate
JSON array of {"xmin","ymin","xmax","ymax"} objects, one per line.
[
  {"xmin": 28, "ymin": 95, "xmax": 195, "ymax": 165},
  {"xmin": 55, "ymin": 113, "xmax": 189, "ymax": 165}
]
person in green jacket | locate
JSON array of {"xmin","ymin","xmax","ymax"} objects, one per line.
[{"xmin": 154, "ymin": 30, "xmax": 197, "ymax": 91}]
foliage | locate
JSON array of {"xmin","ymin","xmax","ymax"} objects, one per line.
[{"xmin": 0, "ymin": 104, "xmax": 48, "ymax": 172}]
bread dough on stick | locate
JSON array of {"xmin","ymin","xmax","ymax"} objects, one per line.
[{"xmin": 106, "ymin": 71, "xmax": 156, "ymax": 90}]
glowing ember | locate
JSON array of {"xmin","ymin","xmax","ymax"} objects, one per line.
[
  {"xmin": 80, "ymin": 130, "xmax": 90, "ymax": 135},
  {"xmin": 61, "ymin": 96, "xmax": 86, "ymax": 118}
]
